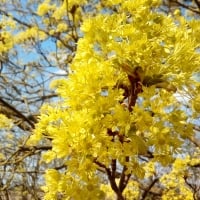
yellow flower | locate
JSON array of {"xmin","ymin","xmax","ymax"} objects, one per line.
[
  {"xmin": 0, "ymin": 114, "xmax": 13, "ymax": 129},
  {"xmin": 57, "ymin": 23, "xmax": 68, "ymax": 32},
  {"xmin": 37, "ymin": 0, "xmax": 55, "ymax": 16}
]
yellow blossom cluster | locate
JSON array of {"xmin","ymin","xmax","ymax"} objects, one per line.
[
  {"xmin": 160, "ymin": 157, "xmax": 196, "ymax": 200},
  {"xmin": 27, "ymin": 0, "xmax": 200, "ymax": 199},
  {"xmin": 0, "ymin": 17, "xmax": 16, "ymax": 53}
]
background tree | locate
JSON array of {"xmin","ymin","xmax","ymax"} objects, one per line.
[
  {"xmin": 0, "ymin": 0, "xmax": 200, "ymax": 200},
  {"xmin": 162, "ymin": 0, "xmax": 200, "ymax": 15},
  {"xmin": 0, "ymin": 0, "xmax": 84, "ymax": 199}
]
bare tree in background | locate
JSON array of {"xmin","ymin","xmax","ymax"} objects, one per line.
[{"xmin": 162, "ymin": 0, "xmax": 200, "ymax": 14}]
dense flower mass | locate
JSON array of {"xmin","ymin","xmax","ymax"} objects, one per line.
[{"xmin": 27, "ymin": 0, "xmax": 200, "ymax": 199}]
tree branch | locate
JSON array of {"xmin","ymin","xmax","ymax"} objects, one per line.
[
  {"xmin": 194, "ymin": 0, "xmax": 200, "ymax": 10},
  {"xmin": 94, "ymin": 158, "xmax": 125, "ymax": 200},
  {"xmin": 119, "ymin": 156, "xmax": 131, "ymax": 193},
  {"xmin": 141, "ymin": 178, "xmax": 159, "ymax": 200},
  {"xmin": 0, "ymin": 97, "xmax": 35, "ymax": 129}
]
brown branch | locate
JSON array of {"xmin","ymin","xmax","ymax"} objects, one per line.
[
  {"xmin": 194, "ymin": 0, "xmax": 200, "ymax": 10},
  {"xmin": 94, "ymin": 158, "xmax": 125, "ymax": 200},
  {"xmin": 18, "ymin": 145, "xmax": 52, "ymax": 152},
  {"xmin": 127, "ymin": 75, "xmax": 142, "ymax": 111},
  {"xmin": 194, "ymin": 125, "xmax": 200, "ymax": 132},
  {"xmin": 174, "ymin": 0, "xmax": 200, "ymax": 14},
  {"xmin": 111, "ymin": 159, "xmax": 117, "ymax": 178},
  {"xmin": 0, "ymin": 97, "xmax": 35, "ymax": 129},
  {"xmin": 189, "ymin": 138, "xmax": 200, "ymax": 148},
  {"xmin": 0, "ymin": 145, "xmax": 52, "ymax": 166},
  {"xmin": 119, "ymin": 156, "xmax": 131, "ymax": 193},
  {"xmin": 184, "ymin": 176, "xmax": 199, "ymax": 200},
  {"xmin": 141, "ymin": 178, "xmax": 159, "ymax": 200}
]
